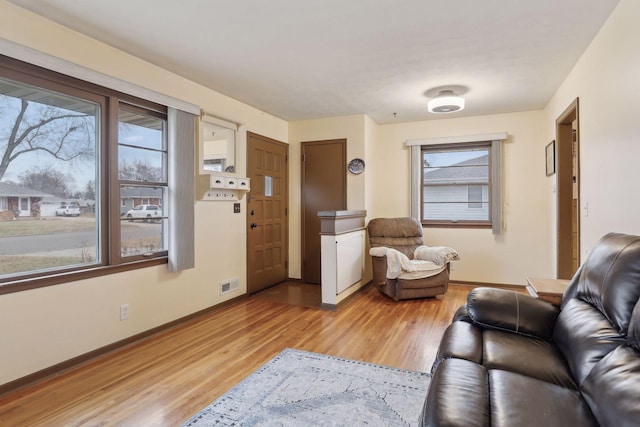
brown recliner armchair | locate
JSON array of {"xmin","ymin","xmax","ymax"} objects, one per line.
[{"xmin": 368, "ymin": 217, "xmax": 456, "ymax": 300}]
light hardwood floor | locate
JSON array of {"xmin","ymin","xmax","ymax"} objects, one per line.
[{"xmin": 0, "ymin": 283, "xmax": 473, "ymax": 426}]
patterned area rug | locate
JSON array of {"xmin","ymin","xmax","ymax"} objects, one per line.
[{"xmin": 182, "ymin": 348, "xmax": 430, "ymax": 426}]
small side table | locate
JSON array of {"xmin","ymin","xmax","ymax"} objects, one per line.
[{"xmin": 526, "ymin": 277, "xmax": 570, "ymax": 306}]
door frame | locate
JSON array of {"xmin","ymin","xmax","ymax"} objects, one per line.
[
  {"xmin": 300, "ymin": 139, "xmax": 347, "ymax": 283},
  {"xmin": 556, "ymin": 98, "xmax": 580, "ymax": 279}
]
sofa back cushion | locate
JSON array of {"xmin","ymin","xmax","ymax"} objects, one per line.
[
  {"xmin": 563, "ymin": 233, "xmax": 640, "ymax": 335},
  {"xmin": 580, "ymin": 344, "xmax": 640, "ymax": 427},
  {"xmin": 553, "ymin": 298, "xmax": 626, "ymax": 385},
  {"xmin": 555, "ymin": 233, "xmax": 640, "ymax": 388}
]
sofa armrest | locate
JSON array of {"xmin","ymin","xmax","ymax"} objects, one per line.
[{"xmin": 466, "ymin": 287, "xmax": 560, "ymax": 341}]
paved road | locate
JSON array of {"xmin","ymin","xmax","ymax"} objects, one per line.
[{"xmin": 0, "ymin": 223, "xmax": 161, "ymax": 256}]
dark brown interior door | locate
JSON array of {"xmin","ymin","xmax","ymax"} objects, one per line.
[
  {"xmin": 301, "ymin": 139, "xmax": 346, "ymax": 284},
  {"xmin": 247, "ymin": 132, "xmax": 289, "ymax": 294}
]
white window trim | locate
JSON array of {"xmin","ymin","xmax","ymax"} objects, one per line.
[{"xmin": 406, "ymin": 133, "xmax": 507, "ymax": 234}]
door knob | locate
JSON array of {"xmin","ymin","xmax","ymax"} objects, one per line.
[{"xmin": 250, "ymin": 223, "xmax": 258, "ymax": 229}]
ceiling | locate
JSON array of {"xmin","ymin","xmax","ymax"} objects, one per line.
[{"xmin": 9, "ymin": 0, "xmax": 620, "ymax": 124}]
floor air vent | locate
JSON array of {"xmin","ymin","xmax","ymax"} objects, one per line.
[{"xmin": 220, "ymin": 278, "xmax": 239, "ymax": 295}]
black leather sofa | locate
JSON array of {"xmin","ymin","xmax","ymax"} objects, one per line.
[{"xmin": 420, "ymin": 233, "xmax": 640, "ymax": 427}]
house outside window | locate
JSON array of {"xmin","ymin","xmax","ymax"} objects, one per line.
[
  {"xmin": 467, "ymin": 185, "xmax": 484, "ymax": 209},
  {"xmin": 421, "ymin": 142, "xmax": 492, "ymax": 227}
]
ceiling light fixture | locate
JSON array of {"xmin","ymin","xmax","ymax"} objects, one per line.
[{"xmin": 427, "ymin": 90, "xmax": 465, "ymax": 113}]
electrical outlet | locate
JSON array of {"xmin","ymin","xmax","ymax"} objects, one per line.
[
  {"xmin": 120, "ymin": 304, "xmax": 129, "ymax": 320},
  {"xmin": 234, "ymin": 203, "xmax": 241, "ymax": 213}
]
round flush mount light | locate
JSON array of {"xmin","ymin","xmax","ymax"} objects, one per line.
[{"xmin": 427, "ymin": 90, "xmax": 465, "ymax": 113}]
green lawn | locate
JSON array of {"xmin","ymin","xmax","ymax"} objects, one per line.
[
  {"xmin": 0, "ymin": 218, "xmax": 163, "ymax": 275},
  {"xmin": 0, "ymin": 255, "xmax": 86, "ymax": 275},
  {"xmin": 0, "ymin": 217, "xmax": 96, "ymax": 237}
]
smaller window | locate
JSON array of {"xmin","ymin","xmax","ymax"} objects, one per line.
[
  {"xmin": 421, "ymin": 142, "xmax": 492, "ymax": 227},
  {"xmin": 118, "ymin": 104, "xmax": 168, "ymax": 259}
]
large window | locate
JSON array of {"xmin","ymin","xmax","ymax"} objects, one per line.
[
  {"xmin": 0, "ymin": 75, "xmax": 102, "ymax": 279},
  {"xmin": 0, "ymin": 55, "xmax": 193, "ymax": 293},
  {"xmin": 421, "ymin": 142, "xmax": 492, "ymax": 226}
]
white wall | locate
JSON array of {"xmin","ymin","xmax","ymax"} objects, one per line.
[
  {"xmin": 542, "ymin": 0, "xmax": 640, "ymax": 265},
  {"xmin": 288, "ymin": 110, "xmax": 554, "ymax": 287},
  {"xmin": 0, "ymin": 1, "xmax": 287, "ymax": 386},
  {"xmin": 370, "ymin": 111, "xmax": 551, "ymax": 285}
]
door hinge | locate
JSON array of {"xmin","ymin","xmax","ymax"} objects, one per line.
[
  {"xmin": 285, "ymin": 260, "xmax": 288, "ymax": 269},
  {"xmin": 301, "ymin": 153, "xmax": 305, "ymax": 162},
  {"xmin": 285, "ymin": 207, "xmax": 288, "ymax": 215}
]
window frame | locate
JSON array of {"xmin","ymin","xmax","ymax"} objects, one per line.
[
  {"xmin": 114, "ymin": 102, "xmax": 169, "ymax": 263},
  {"xmin": 408, "ymin": 133, "xmax": 505, "ymax": 233},
  {"xmin": 420, "ymin": 141, "xmax": 493, "ymax": 228},
  {"xmin": 0, "ymin": 55, "xmax": 169, "ymax": 295}
]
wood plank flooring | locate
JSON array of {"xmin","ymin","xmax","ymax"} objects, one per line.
[{"xmin": 0, "ymin": 283, "xmax": 473, "ymax": 426}]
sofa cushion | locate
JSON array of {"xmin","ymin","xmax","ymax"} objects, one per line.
[
  {"xmin": 421, "ymin": 358, "xmax": 488, "ymax": 427},
  {"xmin": 433, "ymin": 321, "xmax": 576, "ymax": 389},
  {"xmin": 489, "ymin": 370, "xmax": 598, "ymax": 427},
  {"xmin": 482, "ymin": 329, "xmax": 576, "ymax": 389},
  {"xmin": 466, "ymin": 287, "xmax": 559, "ymax": 340},
  {"xmin": 568, "ymin": 233, "xmax": 640, "ymax": 335},
  {"xmin": 581, "ymin": 345, "xmax": 640, "ymax": 427},
  {"xmin": 432, "ymin": 321, "xmax": 483, "ymax": 373},
  {"xmin": 553, "ymin": 298, "xmax": 626, "ymax": 385}
]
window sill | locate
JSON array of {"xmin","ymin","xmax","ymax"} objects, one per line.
[
  {"xmin": 421, "ymin": 222, "xmax": 492, "ymax": 229},
  {"xmin": 0, "ymin": 257, "xmax": 168, "ymax": 295}
]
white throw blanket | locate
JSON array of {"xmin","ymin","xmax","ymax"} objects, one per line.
[
  {"xmin": 369, "ymin": 246, "xmax": 449, "ymax": 280},
  {"xmin": 414, "ymin": 245, "xmax": 460, "ymax": 266}
]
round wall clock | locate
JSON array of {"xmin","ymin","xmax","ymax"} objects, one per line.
[{"xmin": 348, "ymin": 158, "xmax": 365, "ymax": 174}]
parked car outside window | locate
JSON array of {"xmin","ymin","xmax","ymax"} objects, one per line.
[
  {"xmin": 55, "ymin": 204, "xmax": 81, "ymax": 217},
  {"xmin": 126, "ymin": 204, "xmax": 161, "ymax": 222}
]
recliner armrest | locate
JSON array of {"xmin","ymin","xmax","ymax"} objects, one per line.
[{"xmin": 466, "ymin": 287, "xmax": 560, "ymax": 341}]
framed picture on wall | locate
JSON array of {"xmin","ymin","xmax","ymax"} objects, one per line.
[{"xmin": 546, "ymin": 140, "xmax": 556, "ymax": 176}]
